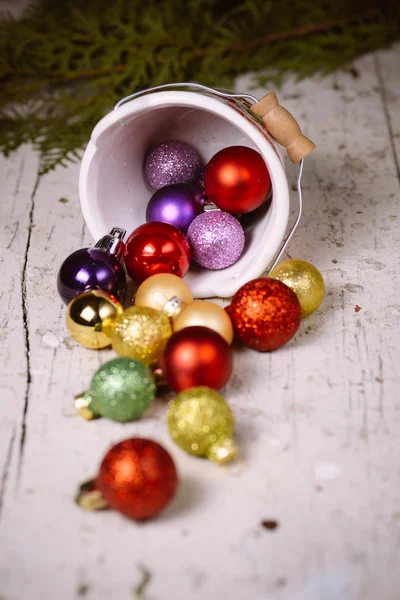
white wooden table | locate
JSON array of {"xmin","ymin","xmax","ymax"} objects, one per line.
[{"xmin": 1, "ymin": 45, "xmax": 400, "ymax": 600}]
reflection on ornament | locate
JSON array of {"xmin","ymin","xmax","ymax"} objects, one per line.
[
  {"xmin": 144, "ymin": 139, "xmax": 202, "ymax": 190},
  {"xmin": 93, "ymin": 438, "xmax": 178, "ymax": 520},
  {"xmin": 79, "ymin": 357, "xmax": 156, "ymax": 422},
  {"xmin": 66, "ymin": 290, "xmax": 123, "ymax": 349},
  {"xmin": 228, "ymin": 278, "xmax": 301, "ymax": 351},
  {"xmin": 167, "ymin": 386, "xmax": 238, "ymax": 464},
  {"xmin": 173, "ymin": 300, "xmax": 234, "ymax": 344},
  {"xmin": 135, "ymin": 273, "xmax": 193, "ymax": 313},
  {"xmin": 123, "ymin": 222, "xmax": 192, "ymax": 284},
  {"xmin": 204, "ymin": 146, "xmax": 271, "ymax": 214},
  {"xmin": 112, "ymin": 306, "xmax": 172, "ymax": 366},
  {"xmin": 187, "ymin": 211, "xmax": 245, "ymax": 270},
  {"xmin": 269, "ymin": 259, "xmax": 325, "ymax": 318}
]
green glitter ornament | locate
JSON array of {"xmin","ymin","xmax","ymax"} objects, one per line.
[
  {"xmin": 167, "ymin": 386, "xmax": 238, "ymax": 465},
  {"xmin": 76, "ymin": 357, "xmax": 156, "ymax": 422}
]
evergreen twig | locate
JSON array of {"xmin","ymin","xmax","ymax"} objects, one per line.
[{"xmin": 1, "ymin": 0, "xmax": 399, "ymax": 175}]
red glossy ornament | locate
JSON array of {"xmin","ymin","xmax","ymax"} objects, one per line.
[
  {"xmin": 228, "ymin": 278, "xmax": 301, "ymax": 351},
  {"xmin": 97, "ymin": 438, "xmax": 178, "ymax": 520},
  {"xmin": 123, "ymin": 222, "xmax": 192, "ymax": 284},
  {"xmin": 204, "ymin": 146, "xmax": 271, "ymax": 214},
  {"xmin": 160, "ymin": 326, "xmax": 233, "ymax": 391}
]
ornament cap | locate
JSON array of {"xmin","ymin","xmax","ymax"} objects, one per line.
[
  {"xmin": 162, "ymin": 296, "xmax": 186, "ymax": 318},
  {"xmin": 75, "ymin": 478, "xmax": 109, "ymax": 511},
  {"xmin": 95, "ymin": 228, "xmax": 126, "ymax": 259},
  {"xmin": 208, "ymin": 437, "xmax": 238, "ymax": 464},
  {"xmin": 74, "ymin": 392, "xmax": 100, "ymax": 420}
]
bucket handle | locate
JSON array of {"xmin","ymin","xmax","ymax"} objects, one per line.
[
  {"xmin": 114, "ymin": 82, "xmax": 259, "ymax": 110},
  {"xmin": 115, "ymin": 82, "xmax": 305, "ymax": 275}
]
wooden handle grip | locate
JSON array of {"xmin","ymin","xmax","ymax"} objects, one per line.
[{"xmin": 251, "ymin": 91, "xmax": 315, "ymax": 163}]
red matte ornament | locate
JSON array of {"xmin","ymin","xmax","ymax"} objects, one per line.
[
  {"xmin": 97, "ymin": 438, "xmax": 178, "ymax": 520},
  {"xmin": 160, "ymin": 326, "xmax": 233, "ymax": 391},
  {"xmin": 204, "ymin": 146, "xmax": 271, "ymax": 214},
  {"xmin": 123, "ymin": 222, "xmax": 192, "ymax": 284},
  {"xmin": 227, "ymin": 278, "xmax": 301, "ymax": 351}
]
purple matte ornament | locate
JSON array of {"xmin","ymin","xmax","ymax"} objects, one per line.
[
  {"xmin": 57, "ymin": 229, "xmax": 126, "ymax": 304},
  {"xmin": 144, "ymin": 140, "xmax": 202, "ymax": 190},
  {"xmin": 187, "ymin": 211, "xmax": 245, "ymax": 270},
  {"xmin": 146, "ymin": 184, "xmax": 204, "ymax": 233}
]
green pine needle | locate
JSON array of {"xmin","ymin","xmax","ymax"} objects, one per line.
[{"xmin": 1, "ymin": 0, "xmax": 399, "ymax": 174}]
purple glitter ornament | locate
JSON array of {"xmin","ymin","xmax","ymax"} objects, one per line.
[
  {"xmin": 146, "ymin": 184, "xmax": 204, "ymax": 233},
  {"xmin": 57, "ymin": 229, "xmax": 126, "ymax": 304},
  {"xmin": 144, "ymin": 139, "xmax": 202, "ymax": 190},
  {"xmin": 187, "ymin": 211, "xmax": 245, "ymax": 270}
]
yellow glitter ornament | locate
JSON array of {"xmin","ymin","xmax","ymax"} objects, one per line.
[
  {"xmin": 269, "ymin": 259, "xmax": 325, "ymax": 318},
  {"xmin": 66, "ymin": 290, "xmax": 123, "ymax": 349},
  {"xmin": 167, "ymin": 386, "xmax": 238, "ymax": 464},
  {"xmin": 111, "ymin": 306, "xmax": 172, "ymax": 366}
]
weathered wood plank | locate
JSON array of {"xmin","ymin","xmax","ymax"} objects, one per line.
[
  {"xmin": 0, "ymin": 147, "xmax": 40, "ymax": 521},
  {"xmin": 0, "ymin": 46, "xmax": 400, "ymax": 600}
]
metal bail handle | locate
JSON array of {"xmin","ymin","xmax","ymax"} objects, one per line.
[{"xmin": 114, "ymin": 83, "xmax": 307, "ymax": 275}]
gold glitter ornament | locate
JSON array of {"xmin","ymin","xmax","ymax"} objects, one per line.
[
  {"xmin": 66, "ymin": 290, "xmax": 123, "ymax": 349},
  {"xmin": 269, "ymin": 259, "xmax": 325, "ymax": 318},
  {"xmin": 111, "ymin": 306, "xmax": 172, "ymax": 366},
  {"xmin": 167, "ymin": 386, "xmax": 238, "ymax": 464}
]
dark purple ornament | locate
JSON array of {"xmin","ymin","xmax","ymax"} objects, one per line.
[
  {"xmin": 57, "ymin": 228, "xmax": 127, "ymax": 305},
  {"xmin": 146, "ymin": 184, "xmax": 204, "ymax": 233}
]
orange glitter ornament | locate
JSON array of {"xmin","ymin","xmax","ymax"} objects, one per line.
[
  {"xmin": 227, "ymin": 278, "xmax": 301, "ymax": 351},
  {"xmin": 97, "ymin": 438, "xmax": 178, "ymax": 520}
]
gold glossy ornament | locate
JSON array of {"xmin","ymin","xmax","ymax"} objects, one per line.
[
  {"xmin": 167, "ymin": 386, "xmax": 238, "ymax": 464},
  {"xmin": 173, "ymin": 300, "xmax": 234, "ymax": 344},
  {"xmin": 269, "ymin": 259, "xmax": 325, "ymax": 318},
  {"xmin": 66, "ymin": 290, "xmax": 123, "ymax": 349},
  {"xmin": 135, "ymin": 274, "xmax": 193, "ymax": 314},
  {"xmin": 111, "ymin": 306, "xmax": 172, "ymax": 366}
]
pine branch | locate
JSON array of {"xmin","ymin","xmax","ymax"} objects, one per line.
[{"xmin": 0, "ymin": 0, "xmax": 399, "ymax": 175}]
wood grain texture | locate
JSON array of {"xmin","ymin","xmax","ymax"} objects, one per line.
[
  {"xmin": 1, "ymin": 44, "xmax": 400, "ymax": 600},
  {"xmin": 251, "ymin": 91, "xmax": 316, "ymax": 162}
]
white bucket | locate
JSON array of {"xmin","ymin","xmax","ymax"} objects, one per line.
[{"xmin": 79, "ymin": 85, "xmax": 291, "ymax": 298}]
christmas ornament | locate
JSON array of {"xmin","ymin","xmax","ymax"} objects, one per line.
[
  {"xmin": 187, "ymin": 211, "xmax": 245, "ymax": 270},
  {"xmin": 146, "ymin": 184, "xmax": 204, "ymax": 233},
  {"xmin": 269, "ymin": 259, "xmax": 325, "ymax": 318},
  {"xmin": 144, "ymin": 139, "xmax": 202, "ymax": 190},
  {"xmin": 123, "ymin": 222, "xmax": 192, "ymax": 284},
  {"xmin": 112, "ymin": 306, "xmax": 172, "ymax": 366},
  {"xmin": 228, "ymin": 278, "xmax": 301, "ymax": 351},
  {"xmin": 173, "ymin": 300, "xmax": 234, "ymax": 344},
  {"xmin": 77, "ymin": 438, "xmax": 178, "ymax": 520},
  {"xmin": 77, "ymin": 357, "xmax": 156, "ymax": 421},
  {"xmin": 167, "ymin": 387, "xmax": 238, "ymax": 464},
  {"xmin": 160, "ymin": 326, "xmax": 232, "ymax": 391},
  {"xmin": 204, "ymin": 146, "xmax": 271, "ymax": 214},
  {"xmin": 135, "ymin": 273, "xmax": 193, "ymax": 314},
  {"xmin": 57, "ymin": 228, "xmax": 126, "ymax": 304},
  {"xmin": 66, "ymin": 290, "xmax": 123, "ymax": 349}
]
